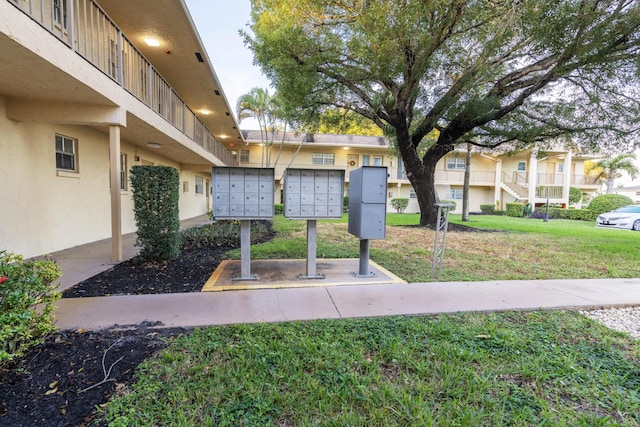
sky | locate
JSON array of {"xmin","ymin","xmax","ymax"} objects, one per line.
[{"xmin": 184, "ymin": 0, "xmax": 270, "ymax": 129}]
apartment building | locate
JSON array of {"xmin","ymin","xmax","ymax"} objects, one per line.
[
  {"xmin": 0, "ymin": 0, "xmax": 241, "ymax": 260},
  {"xmin": 238, "ymin": 130, "xmax": 600, "ymax": 214}
]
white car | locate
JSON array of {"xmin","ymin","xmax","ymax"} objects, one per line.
[{"xmin": 596, "ymin": 205, "xmax": 640, "ymax": 231}]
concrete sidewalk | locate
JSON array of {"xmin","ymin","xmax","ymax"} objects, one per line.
[
  {"xmin": 54, "ymin": 278, "xmax": 640, "ymax": 331},
  {"xmin": 48, "ymin": 215, "xmax": 640, "ymax": 331}
]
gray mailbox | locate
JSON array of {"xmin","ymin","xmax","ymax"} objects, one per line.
[
  {"xmin": 212, "ymin": 167, "xmax": 274, "ymax": 220},
  {"xmin": 348, "ymin": 166, "xmax": 388, "ymax": 239},
  {"xmin": 283, "ymin": 169, "xmax": 344, "ymax": 219}
]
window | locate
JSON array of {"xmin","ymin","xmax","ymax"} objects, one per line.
[
  {"xmin": 557, "ymin": 163, "xmax": 564, "ymax": 174},
  {"xmin": 374, "ymin": 156, "xmax": 383, "ymax": 166},
  {"xmin": 517, "ymin": 161, "xmax": 527, "ymax": 172},
  {"xmin": 450, "ymin": 188, "xmax": 464, "ymax": 199},
  {"xmin": 312, "ymin": 152, "xmax": 335, "ymax": 165},
  {"xmin": 53, "ymin": 0, "xmax": 68, "ymax": 29},
  {"xmin": 55, "ymin": 134, "xmax": 76, "ymax": 171},
  {"xmin": 409, "ymin": 190, "xmax": 417, "ymax": 198},
  {"xmin": 446, "ymin": 157, "xmax": 466, "ymax": 170},
  {"xmin": 195, "ymin": 176, "xmax": 204, "ymax": 195},
  {"xmin": 240, "ymin": 149, "xmax": 250, "ymax": 163},
  {"xmin": 362, "ymin": 155, "xmax": 370, "ymax": 166},
  {"xmin": 120, "ymin": 153, "xmax": 127, "ymax": 190},
  {"xmin": 109, "ymin": 39, "xmax": 118, "ymax": 80}
]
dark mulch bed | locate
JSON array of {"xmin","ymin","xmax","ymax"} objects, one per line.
[{"xmin": 1, "ymin": 221, "xmax": 275, "ymax": 426}]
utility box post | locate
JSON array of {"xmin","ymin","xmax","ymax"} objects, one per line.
[{"xmin": 347, "ymin": 166, "xmax": 388, "ymax": 277}]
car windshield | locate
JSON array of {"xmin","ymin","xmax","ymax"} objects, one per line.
[{"xmin": 614, "ymin": 205, "xmax": 640, "ymax": 213}]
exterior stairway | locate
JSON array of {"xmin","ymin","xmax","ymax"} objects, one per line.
[{"xmin": 501, "ymin": 181, "xmax": 529, "ymax": 201}]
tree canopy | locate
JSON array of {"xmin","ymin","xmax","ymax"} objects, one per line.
[{"xmin": 245, "ymin": 0, "xmax": 640, "ymax": 225}]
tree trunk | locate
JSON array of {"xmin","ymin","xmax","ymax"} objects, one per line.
[
  {"xmin": 407, "ymin": 143, "xmax": 454, "ymax": 227},
  {"xmin": 462, "ymin": 143, "xmax": 471, "ymax": 222},
  {"xmin": 606, "ymin": 178, "xmax": 614, "ymax": 194}
]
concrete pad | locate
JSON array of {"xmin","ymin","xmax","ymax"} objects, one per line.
[
  {"xmin": 53, "ymin": 287, "xmax": 341, "ymax": 330},
  {"xmin": 201, "ymin": 258, "xmax": 406, "ymax": 291},
  {"xmin": 534, "ymin": 278, "xmax": 640, "ymax": 306}
]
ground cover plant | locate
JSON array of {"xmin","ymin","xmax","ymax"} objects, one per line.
[{"xmin": 102, "ymin": 311, "xmax": 640, "ymax": 426}]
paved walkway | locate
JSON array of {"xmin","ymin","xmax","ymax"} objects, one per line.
[{"xmin": 50, "ymin": 215, "xmax": 640, "ymax": 331}]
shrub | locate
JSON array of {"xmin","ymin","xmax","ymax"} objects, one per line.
[
  {"xmin": 0, "ymin": 251, "xmax": 61, "ymax": 366},
  {"xmin": 130, "ymin": 166, "xmax": 182, "ymax": 261},
  {"xmin": 439, "ymin": 200, "xmax": 457, "ymax": 211},
  {"xmin": 480, "ymin": 204, "xmax": 496, "ymax": 214},
  {"xmin": 588, "ymin": 194, "xmax": 634, "ymax": 217},
  {"xmin": 569, "ymin": 186, "xmax": 583, "ymax": 205},
  {"xmin": 181, "ymin": 221, "xmax": 270, "ymax": 250},
  {"xmin": 506, "ymin": 202, "xmax": 525, "ymax": 217},
  {"xmin": 530, "ymin": 207, "xmax": 596, "ymax": 221},
  {"xmin": 274, "ymin": 204, "xmax": 284, "ymax": 215},
  {"xmin": 390, "ymin": 198, "xmax": 409, "ymax": 213}
]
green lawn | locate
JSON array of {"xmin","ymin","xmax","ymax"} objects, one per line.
[
  {"xmin": 103, "ymin": 312, "xmax": 640, "ymax": 426},
  {"xmin": 100, "ymin": 215, "xmax": 640, "ymax": 426},
  {"xmin": 236, "ymin": 213, "xmax": 640, "ymax": 282}
]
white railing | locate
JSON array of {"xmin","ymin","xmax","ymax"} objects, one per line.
[{"xmin": 8, "ymin": 0, "xmax": 237, "ymax": 166}]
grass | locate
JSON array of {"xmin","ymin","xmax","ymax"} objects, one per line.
[
  {"xmin": 100, "ymin": 214, "xmax": 640, "ymax": 426},
  {"xmin": 225, "ymin": 213, "xmax": 640, "ymax": 282},
  {"xmin": 103, "ymin": 311, "xmax": 640, "ymax": 426}
]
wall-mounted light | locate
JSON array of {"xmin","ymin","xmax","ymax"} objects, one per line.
[
  {"xmin": 147, "ymin": 142, "xmax": 161, "ymax": 148},
  {"xmin": 144, "ymin": 38, "xmax": 160, "ymax": 47}
]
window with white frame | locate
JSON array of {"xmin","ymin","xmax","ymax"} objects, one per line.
[
  {"xmin": 195, "ymin": 176, "xmax": 204, "ymax": 195},
  {"xmin": 120, "ymin": 153, "xmax": 127, "ymax": 190},
  {"xmin": 449, "ymin": 188, "xmax": 464, "ymax": 199},
  {"xmin": 517, "ymin": 161, "xmax": 527, "ymax": 172},
  {"xmin": 409, "ymin": 189, "xmax": 417, "ymax": 198},
  {"xmin": 55, "ymin": 134, "xmax": 76, "ymax": 171},
  {"xmin": 53, "ymin": 0, "xmax": 68, "ymax": 29},
  {"xmin": 374, "ymin": 156, "xmax": 383, "ymax": 166},
  {"xmin": 240, "ymin": 149, "xmax": 250, "ymax": 163},
  {"xmin": 312, "ymin": 152, "xmax": 335, "ymax": 165},
  {"xmin": 362, "ymin": 155, "xmax": 370, "ymax": 166},
  {"xmin": 557, "ymin": 163, "xmax": 564, "ymax": 174},
  {"xmin": 446, "ymin": 157, "xmax": 466, "ymax": 170}
]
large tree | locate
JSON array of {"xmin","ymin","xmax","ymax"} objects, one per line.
[{"xmin": 245, "ymin": 0, "xmax": 640, "ymax": 225}]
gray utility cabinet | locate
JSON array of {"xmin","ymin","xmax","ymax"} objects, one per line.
[
  {"xmin": 212, "ymin": 167, "xmax": 275, "ymax": 219},
  {"xmin": 348, "ymin": 166, "xmax": 388, "ymax": 239},
  {"xmin": 283, "ymin": 169, "xmax": 345, "ymax": 219}
]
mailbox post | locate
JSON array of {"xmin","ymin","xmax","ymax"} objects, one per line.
[
  {"xmin": 347, "ymin": 166, "xmax": 388, "ymax": 277},
  {"xmin": 212, "ymin": 167, "xmax": 274, "ymax": 280},
  {"xmin": 283, "ymin": 169, "xmax": 345, "ymax": 278}
]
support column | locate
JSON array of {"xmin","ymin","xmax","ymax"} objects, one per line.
[
  {"xmin": 528, "ymin": 150, "xmax": 538, "ymax": 205},
  {"xmin": 494, "ymin": 159, "xmax": 502, "ymax": 209},
  {"xmin": 109, "ymin": 125, "xmax": 122, "ymax": 262},
  {"xmin": 562, "ymin": 150, "xmax": 573, "ymax": 206}
]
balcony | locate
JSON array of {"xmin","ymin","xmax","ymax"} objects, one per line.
[{"xmin": 7, "ymin": 0, "xmax": 237, "ymax": 166}]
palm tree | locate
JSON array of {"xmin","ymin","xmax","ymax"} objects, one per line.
[
  {"xmin": 587, "ymin": 153, "xmax": 639, "ymax": 194},
  {"xmin": 237, "ymin": 87, "xmax": 271, "ymax": 166}
]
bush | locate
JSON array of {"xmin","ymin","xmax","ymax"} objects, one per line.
[
  {"xmin": 390, "ymin": 198, "xmax": 409, "ymax": 213},
  {"xmin": 588, "ymin": 194, "xmax": 634, "ymax": 217},
  {"xmin": 439, "ymin": 200, "xmax": 457, "ymax": 211},
  {"xmin": 181, "ymin": 221, "xmax": 270, "ymax": 250},
  {"xmin": 274, "ymin": 204, "xmax": 284, "ymax": 215},
  {"xmin": 480, "ymin": 204, "xmax": 496, "ymax": 214},
  {"xmin": 569, "ymin": 187, "xmax": 583, "ymax": 205},
  {"xmin": 0, "ymin": 251, "xmax": 61, "ymax": 366},
  {"xmin": 130, "ymin": 166, "xmax": 182, "ymax": 261},
  {"xmin": 506, "ymin": 202, "xmax": 525, "ymax": 217},
  {"xmin": 530, "ymin": 207, "xmax": 596, "ymax": 221}
]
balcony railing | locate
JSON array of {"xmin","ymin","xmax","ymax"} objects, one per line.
[
  {"xmin": 434, "ymin": 169, "xmax": 496, "ymax": 184},
  {"xmin": 8, "ymin": 0, "xmax": 237, "ymax": 166}
]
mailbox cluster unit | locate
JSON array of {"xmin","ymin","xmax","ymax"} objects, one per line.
[
  {"xmin": 212, "ymin": 167, "xmax": 274, "ymax": 219},
  {"xmin": 283, "ymin": 169, "xmax": 345, "ymax": 219},
  {"xmin": 348, "ymin": 166, "xmax": 388, "ymax": 239}
]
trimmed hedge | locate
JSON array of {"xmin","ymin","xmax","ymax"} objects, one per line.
[
  {"xmin": 480, "ymin": 204, "xmax": 496, "ymax": 214},
  {"xmin": 531, "ymin": 207, "xmax": 597, "ymax": 221},
  {"xmin": 588, "ymin": 194, "xmax": 634, "ymax": 217},
  {"xmin": 130, "ymin": 165, "xmax": 182, "ymax": 261},
  {"xmin": 506, "ymin": 202, "xmax": 525, "ymax": 217}
]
